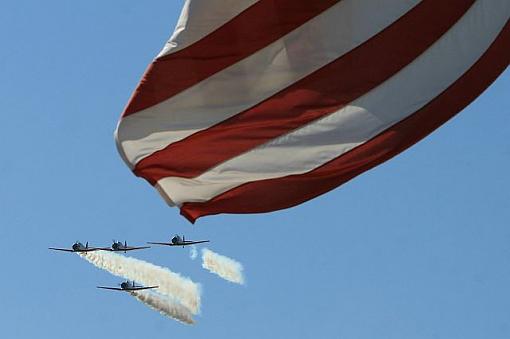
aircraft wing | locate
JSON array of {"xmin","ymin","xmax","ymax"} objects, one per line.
[
  {"xmin": 127, "ymin": 286, "xmax": 159, "ymax": 291},
  {"xmin": 184, "ymin": 240, "xmax": 210, "ymax": 245},
  {"xmin": 97, "ymin": 286, "xmax": 125, "ymax": 291},
  {"xmin": 147, "ymin": 242, "xmax": 173, "ymax": 246},
  {"xmin": 123, "ymin": 246, "xmax": 151, "ymax": 251},
  {"xmin": 97, "ymin": 286, "xmax": 158, "ymax": 291},
  {"xmin": 48, "ymin": 247, "xmax": 75, "ymax": 252}
]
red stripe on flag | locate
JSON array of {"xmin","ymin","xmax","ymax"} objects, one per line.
[
  {"xmin": 121, "ymin": 0, "xmax": 342, "ymax": 117},
  {"xmin": 179, "ymin": 21, "xmax": 510, "ymax": 223},
  {"xmin": 135, "ymin": 0, "xmax": 475, "ymax": 184}
]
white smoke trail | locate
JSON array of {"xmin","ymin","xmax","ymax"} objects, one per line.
[
  {"xmin": 201, "ymin": 248, "xmax": 245, "ymax": 285},
  {"xmin": 130, "ymin": 291, "xmax": 195, "ymax": 325},
  {"xmin": 189, "ymin": 245, "xmax": 198, "ymax": 260},
  {"xmin": 79, "ymin": 251, "xmax": 201, "ymax": 314}
]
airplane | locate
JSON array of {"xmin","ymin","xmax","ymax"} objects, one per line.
[
  {"xmin": 104, "ymin": 240, "xmax": 151, "ymax": 253},
  {"xmin": 148, "ymin": 235, "xmax": 209, "ymax": 248},
  {"xmin": 48, "ymin": 241, "xmax": 104, "ymax": 253},
  {"xmin": 97, "ymin": 280, "xmax": 158, "ymax": 292}
]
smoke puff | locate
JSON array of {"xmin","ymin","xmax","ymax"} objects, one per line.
[
  {"xmin": 130, "ymin": 291, "xmax": 195, "ymax": 325},
  {"xmin": 189, "ymin": 245, "xmax": 198, "ymax": 260},
  {"xmin": 201, "ymin": 248, "xmax": 245, "ymax": 285}
]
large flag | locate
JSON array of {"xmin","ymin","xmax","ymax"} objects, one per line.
[{"xmin": 116, "ymin": 0, "xmax": 510, "ymax": 223}]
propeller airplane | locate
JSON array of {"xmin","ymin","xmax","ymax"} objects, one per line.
[
  {"xmin": 97, "ymin": 280, "xmax": 158, "ymax": 292},
  {"xmin": 104, "ymin": 240, "xmax": 151, "ymax": 253},
  {"xmin": 49, "ymin": 241, "xmax": 104, "ymax": 253},
  {"xmin": 148, "ymin": 235, "xmax": 209, "ymax": 248}
]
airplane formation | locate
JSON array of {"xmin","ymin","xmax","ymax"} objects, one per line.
[{"xmin": 49, "ymin": 235, "xmax": 209, "ymax": 292}]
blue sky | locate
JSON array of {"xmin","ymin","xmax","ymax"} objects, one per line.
[{"xmin": 1, "ymin": 1, "xmax": 509, "ymax": 338}]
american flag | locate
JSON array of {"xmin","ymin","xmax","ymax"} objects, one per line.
[{"xmin": 116, "ymin": 0, "xmax": 510, "ymax": 222}]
